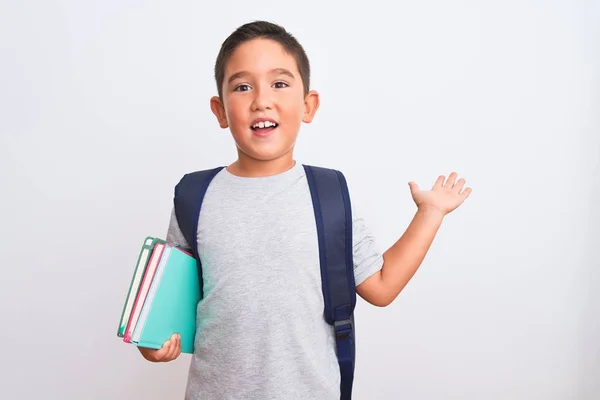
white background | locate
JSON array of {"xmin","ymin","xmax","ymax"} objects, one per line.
[{"xmin": 1, "ymin": 1, "xmax": 599, "ymax": 399}]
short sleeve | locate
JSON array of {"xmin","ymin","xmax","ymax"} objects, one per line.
[
  {"xmin": 165, "ymin": 207, "xmax": 192, "ymax": 252},
  {"xmin": 351, "ymin": 199, "xmax": 384, "ymax": 287}
]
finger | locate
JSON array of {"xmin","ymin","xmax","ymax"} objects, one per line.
[
  {"xmin": 150, "ymin": 340, "xmax": 171, "ymax": 362},
  {"xmin": 163, "ymin": 338, "xmax": 176, "ymax": 361},
  {"xmin": 445, "ymin": 172, "xmax": 458, "ymax": 188},
  {"xmin": 174, "ymin": 335, "xmax": 182, "ymax": 359},
  {"xmin": 165, "ymin": 334, "xmax": 180, "ymax": 360},
  {"xmin": 432, "ymin": 175, "xmax": 445, "ymax": 190},
  {"xmin": 172, "ymin": 334, "xmax": 182, "ymax": 359},
  {"xmin": 408, "ymin": 181, "xmax": 419, "ymax": 194},
  {"xmin": 461, "ymin": 187, "xmax": 473, "ymax": 198},
  {"xmin": 453, "ymin": 178, "xmax": 466, "ymax": 192},
  {"xmin": 161, "ymin": 340, "xmax": 173, "ymax": 361}
]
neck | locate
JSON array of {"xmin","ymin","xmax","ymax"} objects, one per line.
[{"xmin": 228, "ymin": 152, "xmax": 296, "ymax": 178}]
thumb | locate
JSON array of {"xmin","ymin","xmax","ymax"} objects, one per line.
[
  {"xmin": 154, "ymin": 340, "xmax": 172, "ymax": 360},
  {"xmin": 408, "ymin": 181, "xmax": 419, "ymax": 194}
]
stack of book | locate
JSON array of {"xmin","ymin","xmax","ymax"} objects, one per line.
[{"xmin": 116, "ymin": 236, "xmax": 199, "ymax": 354}]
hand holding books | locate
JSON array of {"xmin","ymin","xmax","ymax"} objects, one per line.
[
  {"xmin": 138, "ymin": 333, "xmax": 182, "ymax": 362},
  {"xmin": 117, "ymin": 237, "xmax": 200, "ymax": 356}
]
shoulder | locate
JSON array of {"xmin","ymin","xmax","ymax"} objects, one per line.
[
  {"xmin": 175, "ymin": 166, "xmax": 226, "ymax": 188},
  {"xmin": 174, "ymin": 166, "xmax": 226, "ymax": 197},
  {"xmin": 301, "ymin": 164, "xmax": 345, "ymax": 175},
  {"xmin": 301, "ymin": 164, "xmax": 350, "ymax": 187}
]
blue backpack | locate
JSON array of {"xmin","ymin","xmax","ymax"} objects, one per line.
[{"xmin": 173, "ymin": 165, "xmax": 357, "ymax": 400}]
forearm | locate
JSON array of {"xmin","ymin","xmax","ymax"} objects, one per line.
[{"xmin": 380, "ymin": 206, "xmax": 445, "ymax": 303}]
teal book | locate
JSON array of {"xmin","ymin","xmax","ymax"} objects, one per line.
[
  {"xmin": 117, "ymin": 236, "xmax": 165, "ymax": 337},
  {"xmin": 128, "ymin": 243, "xmax": 200, "ymax": 354}
]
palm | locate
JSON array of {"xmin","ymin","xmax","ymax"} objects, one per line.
[{"xmin": 408, "ymin": 172, "xmax": 472, "ymax": 215}]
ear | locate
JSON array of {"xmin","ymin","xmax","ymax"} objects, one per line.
[
  {"xmin": 210, "ymin": 96, "xmax": 229, "ymax": 128},
  {"xmin": 302, "ymin": 90, "xmax": 320, "ymax": 123}
]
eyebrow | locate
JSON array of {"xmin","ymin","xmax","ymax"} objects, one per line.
[{"xmin": 227, "ymin": 68, "xmax": 295, "ymax": 84}]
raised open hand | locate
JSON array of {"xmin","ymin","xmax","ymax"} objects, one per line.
[{"xmin": 408, "ymin": 172, "xmax": 472, "ymax": 215}]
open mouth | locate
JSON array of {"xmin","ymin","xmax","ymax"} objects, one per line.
[{"xmin": 250, "ymin": 120, "xmax": 279, "ymax": 136}]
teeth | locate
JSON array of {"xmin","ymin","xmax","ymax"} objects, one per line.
[{"xmin": 253, "ymin": 121, "xmax": 277, "ymax": 129}]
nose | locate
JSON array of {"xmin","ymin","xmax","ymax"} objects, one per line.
[{"xmin": 251, "ymin": 86, "xmax": 273, "ymax": 111}]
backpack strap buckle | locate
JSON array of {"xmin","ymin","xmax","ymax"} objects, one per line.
[{"xmin": 334, "ymin": 318, "xmax": 353, "ymax": 338}]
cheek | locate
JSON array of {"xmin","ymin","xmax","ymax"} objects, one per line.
[
  {"xmin": 225, "ymin": 98, "xmax": 248, "ymax": 125},
  {"xmin": 280, "ymin": 97, "xmax": 306, "ymax": 120}
]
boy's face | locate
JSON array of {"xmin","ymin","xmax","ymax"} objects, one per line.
[{"xmin": 210, "ymin": 39, "xmax": 319, "ymax": 164}]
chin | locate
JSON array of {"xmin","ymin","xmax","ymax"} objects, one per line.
[
  {"xmin": 249, "ymin": 152, "xmax": 290, "ymax": 162},
  {"xmin": 241, "ymin": 146, "xmax": 295, "ymax": 162}
]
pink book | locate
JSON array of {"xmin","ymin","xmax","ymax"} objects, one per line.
[{"xmin": 123, "ymin": 243, "xmax": 166, "ymax": 343}]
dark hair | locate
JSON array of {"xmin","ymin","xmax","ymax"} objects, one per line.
[{"xmin": 214, "ymin": 21, "xmax": 311, "ymax": 99}]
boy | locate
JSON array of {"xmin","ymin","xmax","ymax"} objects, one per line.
[{"xmin": 137, "ymin": 20, "xmax": 471, "ymax": 399}]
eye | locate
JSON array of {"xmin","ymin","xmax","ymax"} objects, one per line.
[
  {"xmin": 234, "ymin": 84, "xmax": 251, "ymax": 92},
  {"xmin": 273, "ymin": 81, "xmax": 289, "ymax": 89}
]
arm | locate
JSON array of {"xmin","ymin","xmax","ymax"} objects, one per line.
[
  {"xmin": 356, "ymin": 206, "xmax": 444, "ymax": 307},
  {"xmin": 356, "ymin": 172, "xmax": 472, "ymax": 307}
]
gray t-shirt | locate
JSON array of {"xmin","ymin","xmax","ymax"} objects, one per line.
[{"xmin": 166, "ymin": 161, "xmax": 383, "ymax": 400}]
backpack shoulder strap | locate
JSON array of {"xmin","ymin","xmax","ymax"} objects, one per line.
[
  {"xmin": 303, "ymin": 164, "xmax": 356, "ymax": 400},
  {"xmin": 173, "ymin": 166, "xmax": 224, "ymax": 298}
]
